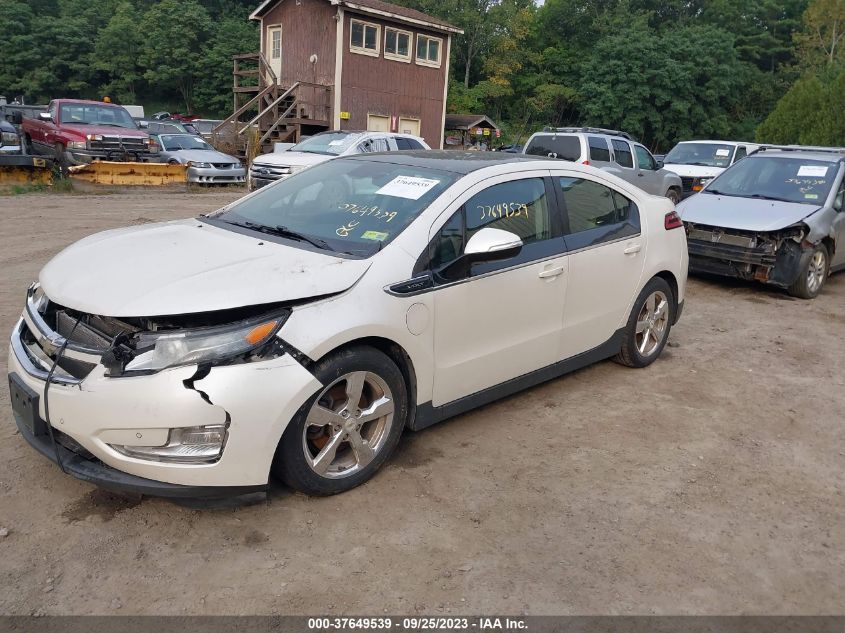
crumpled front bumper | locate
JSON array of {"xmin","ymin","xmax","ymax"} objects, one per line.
[{"xmin": 8, "ymin": 316, "xmax": 321, "ymax": 494}]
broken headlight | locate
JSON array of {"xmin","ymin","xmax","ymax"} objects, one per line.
[{"xmin": 124, "ymin": 312, "xmax": 288, "ymax": 372}]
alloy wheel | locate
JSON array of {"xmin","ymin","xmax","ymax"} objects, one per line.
[
  {"xmin": 301, "ymin": 371, "xmax": 395, "ymax": 479},
  {"xmin": 635, "ymin": 290, "xmax": 669, "ymax": 357},
  {"xmin": 806, "ymin": 250, "xmax": 826, "ymax": 294}
]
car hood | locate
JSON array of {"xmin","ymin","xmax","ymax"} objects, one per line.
[
  {"xmin": 252, "ymin": 151, "xmax": 332, "ymax": 168},
  {"xmin": 165, "ymin": 149, "xmax": 239, "ymax": 164},
  {"xmin": 678, "ymin": 193, "xmax": 820, "ymax": 231},
  {"xmin": 39, "ymin": 219, "xmax": 371, "ymax": 317},
  {"xmin": 662, "ymin": 164, "xmax": 724, "ymax": 178},
  {"xmin": 62, "ymin": 124, "xmax": 147, "ymax": 138}
]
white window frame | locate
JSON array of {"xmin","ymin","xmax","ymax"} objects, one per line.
[
  {"xmin": 384, "ymin": 27, "xmax": 412, "ymax": 63},
  {"xmin": 415, "ymin": 33, "xmax": 442, "ymax": 68},
  {"xmin": 350, "ymin": 18, "xmax": 381, "ymax": 57},
  {"xmin": 270, "ymin": 28, "xmax": 282, "ymax": 60}
]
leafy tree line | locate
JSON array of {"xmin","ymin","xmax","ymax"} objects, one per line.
[{"xmin": 0, "ymin": 0, "xmax": 842, "ymax": 149}]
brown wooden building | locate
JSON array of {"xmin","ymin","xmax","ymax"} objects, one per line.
[{"xmin": 217, "ymin": 0, "xmax": 461, "ymax": 153}]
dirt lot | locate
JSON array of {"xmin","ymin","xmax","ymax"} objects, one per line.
[{"xmin": 0, "ymin": 190, "xmax": 842, "ymax": 616}]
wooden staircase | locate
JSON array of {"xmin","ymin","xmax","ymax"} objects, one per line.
[{"xmin": 212, "ymin": 53, "xmax": 333, "ymax": 159}]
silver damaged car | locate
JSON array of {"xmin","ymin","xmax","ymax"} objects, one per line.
[
  {"xmin": 153, "ymin": 133, "xmax": 245, "ymax": 184},
  {"xmin": 678, "ymin": 146, "xmax": 845, "ymax": 298}
]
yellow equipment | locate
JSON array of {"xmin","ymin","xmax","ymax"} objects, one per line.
[{"xmin": 68, "ymin": 161, "xmax": 188, "ymax": 186}]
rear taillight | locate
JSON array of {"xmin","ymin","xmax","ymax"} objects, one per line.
[{"xmin": 664, "ymin": 210, "xmax": 683, "ymax": 230}]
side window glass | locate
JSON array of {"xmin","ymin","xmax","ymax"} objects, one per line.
[
  {"xmin": 429, "ymin": 212, "xmax": 464, "ymax": 271},
  {"xmin": 560, "ymin": 178, "xmax": 617, "ymax": 233},
  {"xmin": 466, "ymin": 178, "xmax": 551, "ymax": 245},
  {"xmin": 612, "ymin": 190, "xmax": 640, "ymax": 228},
  {"xmin": 407, "ymin": 139, "xmax": 425, "ymax": 150},
  {"xmin": 734, "ymin": 146, "xmax": 747, "ymax": 162},
  {"xmin": 611, "ymin": 139, "xmax": 633, "ymax": 168},
  {"xmin": 588, "ymin": 136, "xmax": 610, "ymax": 162},
  {"xmin": 395, "ymin": 138, "xmax": 411, "ymax": 150},
  {"xmin": 360, "ymin": 137, "xmax": 389, "ymax": 153},
  {"xmin": 635, "ymin": 145, "xmax": 656, "ymax": 170}
]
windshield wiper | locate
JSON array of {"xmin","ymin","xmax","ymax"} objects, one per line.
[
  {"xmin": 744, "ymin": 193, "xmax": 798, "ymax": 203},
  {"xmin": 226, "ymin": 221, "xmax": 334, "ymax": 251}
]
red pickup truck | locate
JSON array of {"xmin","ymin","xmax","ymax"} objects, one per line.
[{"xmin": 23, "ymin": 99, "xmax": 159, "ymax": 169}]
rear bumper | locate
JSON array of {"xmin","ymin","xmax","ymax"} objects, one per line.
[{"xmin": 12, "ymin": 402, "xmax": 267, "ymax": 499}]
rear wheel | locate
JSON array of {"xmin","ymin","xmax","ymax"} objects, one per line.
[
  {"xmin": 788, "ymin": 243, "xmax": 828, "ymax": 299},
  {"xmin": 615, "ymin": 277, "xmax": 674, "ymax": 368},
  {"xmin": 273, "ymin": 346, "xmax": 407, "ymax": 496}
]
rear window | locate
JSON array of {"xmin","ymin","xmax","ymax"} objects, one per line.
[
  {"xmin": 612, "ymin": 139, "xmax": 633, "ymax": 168},
  {"xmin": 588, "ymin": 136, "xmax": 610, "ymax": 162},
  {"xmin": 524, "ymin": 135, "xmax": 581, "ymax": 161}
]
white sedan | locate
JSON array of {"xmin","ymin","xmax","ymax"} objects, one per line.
[{"xmin": 8, "ymin": 152, "xmax": 688, "ymax": 499}]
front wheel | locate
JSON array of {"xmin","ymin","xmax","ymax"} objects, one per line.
[
  {"xmin": 666, "ymin": 188, "xmax": 681, "ymax": 205},
  {"xmin": 615, "ymin": 277, "xmax": 674, "ymax": 368},
  {"xmin": 788, "ymin": 243, "xmax": 828, "ymax": 299},
  {"xmin": 273, "ymin": 346, "xmax": 408, "ymax": 496}
]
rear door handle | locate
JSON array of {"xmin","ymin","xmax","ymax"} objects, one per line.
[
  {"xmin": 538, "ymin": 266, "xmax": 565, "ymax": 279},
  {"xmin": 623, "ymin": 243, "xmax": 642, "ymax": 255}
]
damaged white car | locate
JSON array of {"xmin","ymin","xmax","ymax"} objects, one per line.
[
  {"xmin": 679, "ymin": 146, "xmax": 845, "ymax": 299},
  {"xmin": 8, "ymin": 152, "xmax": 687, "ymax": 500}
]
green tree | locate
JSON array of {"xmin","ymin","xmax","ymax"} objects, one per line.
[
  {"xmin": 94, "ymin": 2, "xmax": 143, "ymax": 103},
  {"xmin": 139, "ymin": 0, "xmax": 213, "ymax": 112},
  {"xmin": 756, "ymin": 70, "xmax": 845, "ymax": 143},
  {"xmin": 794, "ymin": 0, "xmax": 845, "ymax": 69}
]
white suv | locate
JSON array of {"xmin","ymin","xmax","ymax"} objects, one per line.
[
  {"xmin": 249, "ymin": 130, "xmax": 430, "ymax": 190},
  {"xmin": 9, "ymin": 152, "xmax": 687, "ymax": 500},
  {"xmin": 523, "ymin": 127, "xmax": 684, "ymax": 203}
]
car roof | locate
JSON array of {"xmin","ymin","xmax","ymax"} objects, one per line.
[
  {"xmin": 312, "ymin": 130, "xmax": 424, "ymax": 139},
  {"xmin": 343, "ymin": 150, "xmax": 547, "ymax": 174},
  {"xmin": 677, "ymin": 140, "xmax": 755, "ymax": 146}
]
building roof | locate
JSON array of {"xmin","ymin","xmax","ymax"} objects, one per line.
[
  {"xmin": 444, "ymin": 114, "xmax": 499, "ymax": 130},
  {"xmin": 343, "ymin": 150, "xmax": 547, "ymax": 174},
  {"xmin": 251, "ymin": 0, "xmax": 462, "ymax": 34}
]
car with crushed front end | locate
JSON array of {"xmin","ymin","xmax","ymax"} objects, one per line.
[
  {"xmin": 153, "ymin": 133, "xmax": 245, "ymax": 185},
  {"xmin": 678, "ymin": 146, "xmax": 845, "ymax": 299},
  {"xmin": 8, "ymin": 152, "xmax": 687, "ymax": 500}
]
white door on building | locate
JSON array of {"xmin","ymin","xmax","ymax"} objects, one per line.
[
  {"xmin": 367, "ymin": 114, "xmax": 390, "ymax": 132},
  {"xmin": 398, "ymin": 117, "xmax": 421, "ymax": 136},
  {"xmin": 266, "ymin": 26, "xmax": 282, "ymax": 83}
]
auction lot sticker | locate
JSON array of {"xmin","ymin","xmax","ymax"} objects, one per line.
[{"xmin": 376, "ymin": 176, "xmax": 441, "ymax": 199}]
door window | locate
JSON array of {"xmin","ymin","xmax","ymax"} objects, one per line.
[
  {"xmin": 611, "ymin": 139, "xmax": 634, "ymax": 168},
  {"xmin": 558, "ymin": 177, "xmax": 640, "ymax": 249},
  {"xmin": 395, "ymin": 137, "xmax": 425, "ymax": 150},
  {"xmin": 733, "ymin": 146, "xmax": 747, "ymax": 163},
  {"xmin": 271, "ymin": 29, "xmax": 282, "ymax": 59},
  {"xmin": 525, "ymin": 135, "xmax": 581, "ymax": 161},
  {"xmin": 588, "ymin": 136, "xmax": 611, "ymax": 162},
  {"xmin": 424, "ymin": 178, "xmax": 560, "ymax": 281},
  {"xmin": 358, "ymin": 137, "xmax": 390, "ymax": 152},
  {"xmin": 634, "ymin": 145, "xmax": 657, "ymax": 170}
]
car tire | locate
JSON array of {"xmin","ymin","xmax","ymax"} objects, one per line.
[
  {"xmin": 666, "ymin": 188, "xmax": 681, "ymax": 205},
  {"xmin": 788, "ymin": 243, "xmax": 828, "ymax": 299},
  {"xmin": 614, "ymin": 277, "xmax": 675, "ymax": 368},
  {"xmin": 273, "ymin": 346, "xmax": 408, "ymax": 496},
  {"xmin": 53, "ymin": 142, "xmax": 69, "ymax": 175}
]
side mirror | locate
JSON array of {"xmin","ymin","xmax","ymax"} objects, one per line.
[
  {"xmin": 464, "ymin": 227, "xmax": 523, "ymax": 262},
  {"xmin": 656, "ymin": 160, "xmax": 664, "ymax": 169},
  {"xmin": 834, "ymin": 191, "xmax": 844, "ymax": 212},
  {"xmin": 38, "ymin": 112, "xmax": 52, "ymax": 122}
]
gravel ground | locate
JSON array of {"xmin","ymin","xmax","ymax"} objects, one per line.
[{"xmin": 0, "ymin": 191, "xmax": 842, "ymax": 616}]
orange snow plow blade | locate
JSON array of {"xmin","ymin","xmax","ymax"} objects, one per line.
[{"xmin": 69, "ymin": 161, "xmax": 187, "ymax": 186}]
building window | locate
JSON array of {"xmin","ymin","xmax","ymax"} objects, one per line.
[
  {"xmin": 350, "ymin": 19, "xmax": 380, "ymax": 56},
  {"xmin": 384, "ymin": 27, "xmax": 412, "ymax": 62},
  {"xmin": 416, "ymin": 34, "xmax": 442, "ymax": 67},
  {"xmin": 271, "ymin": 29, "xmax": 281, "ymax": 59}
]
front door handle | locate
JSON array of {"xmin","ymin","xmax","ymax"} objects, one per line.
[
  {"xmin": 623, "ymin": 243, "xmax": 642, "ymax": 255},
  {"xmin": 538, "ymin": 266, "xmax": 565, "ymax": 279}
]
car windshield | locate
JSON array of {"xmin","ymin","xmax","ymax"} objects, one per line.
[
  {"xmin": 212, "ymin": 158, "xmax": 460, "ymax": 256},
  {"xmin": 524, "ymin": 135, "xmax": 581, "ymax": 161},
  {"xmin": 59, "ymin": 104, "xmax": 136, "ymax": 129},
  {"xmin": 290, "ymin": 132, "xmax": 360, "ymax": 156},
  {"xmin": 664, "ymin": 142, "xmax": 735, "ymax": 167},
  {"xmin": 703, "ymin": 156, "xmax": 836, "ymax": 205},
  {"xmin": 160, "ymin": 134, "xmax": 213, "ymax": 151}
]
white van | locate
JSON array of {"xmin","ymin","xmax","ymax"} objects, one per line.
[{"xmin": 662, "ymin": 140, "xmax": 759, "ymax": 198}]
